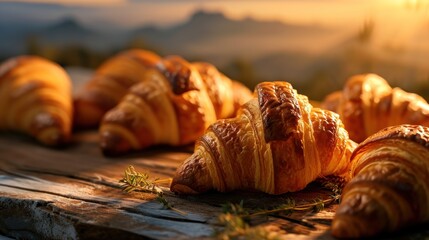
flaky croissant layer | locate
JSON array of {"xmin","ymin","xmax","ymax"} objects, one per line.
[
  {"xmin": 332, "ymin": 124, "xmax": 429, "ymax": 238},
  {"xmin": 73, "ymin": 49, "xmax": 162, "ymax": 128},
  {"xmin": 171, "ymin": 81, "xmax": 356, "ymax": 195},
  {"xmin": 0, "ymin": 56, "xmax": 72, "ymax": 146},
  {"xmin": 99, "ymin": 56, "xmax": 252, "ymax": 155},
  {"xmin": 322, "ymin": 74, "xmax": 429, "ymax": 143}
]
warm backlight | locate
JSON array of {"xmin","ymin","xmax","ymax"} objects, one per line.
[{"xmin": 388, "ymin": 0, "xmax": 429, "ymax": 8}]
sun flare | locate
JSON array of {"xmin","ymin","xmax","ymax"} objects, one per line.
[{"xmin": 387, "ymin": 0, "xmax": 429, "ymax": 9}]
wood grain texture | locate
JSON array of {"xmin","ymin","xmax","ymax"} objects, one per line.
[{"xmin": 0, "ymin": 132, "xmax": 428, "ymax": 239}]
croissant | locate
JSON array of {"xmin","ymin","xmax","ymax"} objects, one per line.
[
  {"xmin": 193, "ymin": 62, "xmax": 251, "ymax": 119},
  {"xmin": 73, "ymin": 49, "xmax": 161, "ymax": 128},
  {"xmin": 99, "ymin": 56, "xmax": 252, "ymax": 155},
  {"xmin": 322, "ymin": 73, "xmax": 429, "ymax": 142},
  {"xmin": 0, "ymin": 56, "xmax": 72, "ymax": 146},
  {"xmin": 170, "ymin": 81, "xmax": 357, "ymax": 195},
  {"xmin": 331, "ymin": 124, "xmax": 429, "ymax": 238}
]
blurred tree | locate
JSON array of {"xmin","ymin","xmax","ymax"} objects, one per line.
[
  {"xmin": 25, "ymin": 36, "xmax": 58, "ymax": 62},
  {"xmin": 26, "ymin": 35, "xmax": 42, "ymax": 55},
  {"xmin": 126, "ymin": 37, "xmax": 162, "ymax": 56},
  {"xmin": 55, "ymin": 45, "xmax": 107, "ymax": 69},
  {"xmin": 357, "ymin": 18, "xmax": 375, "ymax": 44},
  {"xmin": 25, "ymin": 35, "xmax": 111, "ymax": 69},
  {"xmin": 299, "ymin": 70, "xmax": 339, "ymax": 101},
  {"xmin": 222, "ymin": 58, "xmax": 256, "ymax": 88}
]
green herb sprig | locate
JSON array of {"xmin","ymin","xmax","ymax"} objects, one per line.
[
  {"xmin": 217, "ymin": 180, "xmax": 343, "ymax": 239},
  {"xmin": 119, "ymin": 165, "xmax": 185, "ymax": 215},
  {"xmin": 217, "ymin": 213, "xmax": 282, "ymax": 240}
]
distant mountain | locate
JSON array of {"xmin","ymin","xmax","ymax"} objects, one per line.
[
  {"xmin": 132, "ymin": 10, "xmax": 334, "ymax": 64},
  {"xmin": 0, "ymin": 8, "xmax": 338, "ymax": 63},
  {"xmin": 0, "ymin": 2, "xmax": 123, "ymax": 57},
  {"xmin": 41, "ymin": 17, "xmax": 94, "ymax": 36},
  {"xmin": 0, "ymin": 8, "xmax": 348, "ymax": 91},
  {"xmin": 32, "ymin": 17, "xmax": 104, "ymax": 48},
  {"xmin": 134, "ymin": 10, "xmax": 329, "ymax": 40}
]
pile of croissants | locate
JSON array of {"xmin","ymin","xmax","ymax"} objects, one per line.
[{"xmin": 0, "ymin": 51, "xmax": 428, "ymax": 238}]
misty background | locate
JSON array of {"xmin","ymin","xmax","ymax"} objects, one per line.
[{"xmin": 1, "ymin": 0, "xmax": 429, "ymax": 100}]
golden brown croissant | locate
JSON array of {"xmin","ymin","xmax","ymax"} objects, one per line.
[
  {"xmin": 73, "ymin": 49, "xmax": 161, "ymax": 128},
  {"xmin": 322, "ymin": 73, "xmax": 429, "ymax": 143},
  {"xmin": 99, "ymin": 56, "xmax": 252, "ymax": 155},
  {"xmin": 193, "ymin": 62, "xmax": 251, "ymax": 119},
  {"xmin": 0, "ymin": 56, "xmax": 72, "ymax": 146},
  {"xmin": 170, "ymin": 81, "xmax": 357, "ymax": 195},
  {"xmin": 331, "ymin": 124, "xmax": 429, "ymax": 238}
]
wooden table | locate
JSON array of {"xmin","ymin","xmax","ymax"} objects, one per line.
[{"xmin": 0, "ymin": 131, "xmax": 428, "ymax": 239}]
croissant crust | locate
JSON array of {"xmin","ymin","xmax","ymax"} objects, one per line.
[
  {"xmin": 332, "ymin": 124, "xmax": 429, "ymax": 238},
  {"xmin": 322, "ymin": 74, "xmax": 429, "ymax": 142},
  {"xmin": 171, "ymin": 81, "xmax": 356, "ymax": 195},
  {"xmin": 73, "ymin": 49, "xmax": 161, "ymax": 128},
  {"xmin": 99, "ymin": 56, "xmax": 252, "ymax": 155},
  {"xmin": 0, "ymin": 55, "xmax": 72, "ymax": 146}
]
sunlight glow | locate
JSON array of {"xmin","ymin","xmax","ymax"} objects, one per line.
[{"xmin": 385, "ymin": 0, "xmax": 429, "ymax": 9}]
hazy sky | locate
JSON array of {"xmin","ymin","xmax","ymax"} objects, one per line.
[
  {"xmin": 6, "ymin": 0, "xmax": 429, "ymax": 28},
  {"xmin": 3, "ymin": 0, "xmax": 429, "ymax": 48}
]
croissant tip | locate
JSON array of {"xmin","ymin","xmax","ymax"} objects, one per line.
[
  {"xmin": 331, "ymin": 216, "xmax": 359, "ymax": 239},
  {"xmin": 170, "ymin": 170, "xmax": 210, "ymax": 195},
  {"xmin": 37, "ymin": 130, "xmax": 71, "ymax": 147},
  {"xmin": 169, "ymin": 182, "xmax": 200, "ymax": 195},
  {"xmin": 331, "ymin": 213, "xmax": 381, "ymax": 239},
  {"xmin": 171, "ymin": 151, "xmax": 213, "ymax": 195},
  {"xmin": 99, "ymin": 130, "xmax": 132, "ymax": 157},
  {"xmin": 100, "ymin": 145, "xmax": 130, "ymax": 157}
]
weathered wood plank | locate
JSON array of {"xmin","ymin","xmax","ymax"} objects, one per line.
[
  {"xmin": 0, "ymin": 172, "xmax": 218, "ymax": 239},
  {"xmin": 0, "ymin": 131, "xmax": 428, "ymax": 239}
]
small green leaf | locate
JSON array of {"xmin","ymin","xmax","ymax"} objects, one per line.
[{"xmin": 120, "ymin": 165, "xmax": 180, "ymax": 214}]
